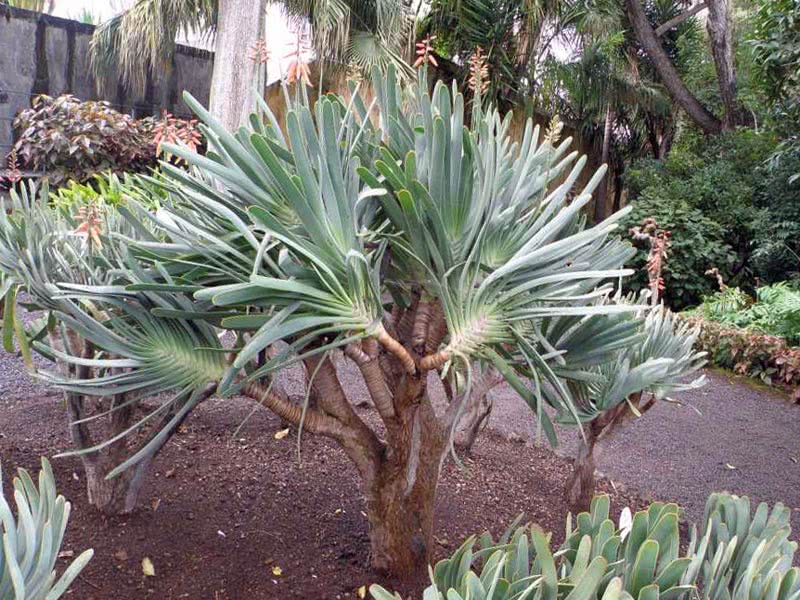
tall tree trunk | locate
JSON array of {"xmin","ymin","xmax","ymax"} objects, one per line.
[
  {"xmin": 625, "ymin": 0, "xmax": 722, "ymax": 135},
  {"xmin": 612, "ymin": 167, "xmax": 624, "ymax": 213},
  {"xmin": 594, "ymin": 106, "xmax": 613, "ymax": 223},
  {"xmin": 706, "ymin": 0, "xmax": 742, "ymax": 130},
  {"xmin": 209, "ymin": 0, "xmax": 267, "ymax": 130}
]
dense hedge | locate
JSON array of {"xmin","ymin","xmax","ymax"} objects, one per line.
[{"xmin": 681, "ymin": 315, "xmax": 800, "ymax": 401}]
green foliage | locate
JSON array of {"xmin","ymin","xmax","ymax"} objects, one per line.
[
  {"xmin": 371, "ymin": 493, "xmax": 800, "ymax": 600},
  {"xmin": 749, "ymin": 0, "xmax": 800, "ymax": 184},
  {"xmin": 694, "ymin": 283, "xmax": 800, "ymax": 345},
  {"xmin": 623, "ymin": 130, "xmax": 778, "ymax": 309},
  {"xmin": 751, "ymin": 154, "xmax": 800, "ymax": 283},
  {"xmin": 12, "ymin": 95, "xmax": 156, "ymax": 186},
  {"xmin": 620, "ymin": 195, "xmax": 733, "ymax": 310},
  {"xmin": 50, "ymin": 172, "xmax": 166, "ymax": 211},
  {"xmin": 0, "ymin": 458, "xmax": 93, "ymax": 600},
  {"xmin": 750, "ymin": 0, "xmax": 800, "ymax": 104}
]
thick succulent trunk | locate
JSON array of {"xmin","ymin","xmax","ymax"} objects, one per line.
[
  {"xmin": 82, "ymin": 458, "xmax": 151, "ymax": 515},
  {"xmin": 65, "ymin": 391, "xmax": 150, "ymax": 515},
  {"xmin": 209, "ymin": 0, "xmax": 267, "ymax": 130},
  {"xmin": 625, "ymin": 0, "xmax": 722, "ymax": 135},
  {"xmin": 565, "ymin": 424, "xmax": 598, "ymax": 514},
  {"xmin": 366, "ymin": 452, "xmax": 441, "ymax": 575},
  {"xmin": 366, "ymin": 377, "xmax": 447, "ymax": 576}
]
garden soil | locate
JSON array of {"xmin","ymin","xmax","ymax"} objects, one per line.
[{"xmin": 2, "ymin": 342, "xmax": 799, "ymax": 598}]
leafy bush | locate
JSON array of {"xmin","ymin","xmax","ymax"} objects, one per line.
[
  {"xmin": 51, "ymin": 172, "xmax": 167, "ymax": 211},
  {"xmin": 12, "ymin": 95, "xmax": 156, "ymax": 186},
  {"xmin": 623, "ymin": 129, "xmax": 781, "ymax": 309},
  {"xmin": 621, "ymin": 196, "xmax": 734, "ymax": 310},
  {"xmin": 751, "ymin": 154, "xmax": 800, "ymax": 284},
  {"xmin": 371, "ymin": 493, "xmax": 799, "ymax": 600},
  {"xmin": 694, "ymin": 283, "xmax": 800, "ymax": 345},
  {"xmin": 1, "ymin": 458, "xmax": 93, "ymax": 599}
]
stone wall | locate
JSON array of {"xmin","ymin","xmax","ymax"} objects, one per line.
[{"xmin": 0, "ymin": 4, "xmax": 214, "ymax": 157}]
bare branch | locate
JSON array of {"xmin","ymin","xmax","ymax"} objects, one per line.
[
  {"xmin": 346, "ymin": 341, "xmax": 396, "ymax": 420},
  {"xmin": 419, "ymin": 349, "xmax": 450, "ymax": 371},
  {"xmin": 655, "ymin": 2, "xmax": 707, "ymax": 37},
  {"xmin": 375, "ymin": 324, "xmax": 416, "ymax": 374},
  {"xmin": 242, "ymin": 380, "xmax": 346, "ymax": 438}
]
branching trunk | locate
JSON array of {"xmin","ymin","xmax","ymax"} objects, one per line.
[
  {"xmin": 209, "ymin": 0, "xmax": 267, "ymax": 130},
  {"xmin": 367, "ymin": 382, "xmax": 446, "ymax": 575},
  {"xmin": 565, "ymin": 393, "xmax": 656, "ymax": 513},
  {"xmin": 453, "ymin": 367, "xmax": 502, "ymax": 455},
  {"xmin": 53, "ymin": 331, "xmax": 211, "ymax": 515},
  {"xmin": 625, "ymin": 0, "xmax": 722, "ymax": 135}
]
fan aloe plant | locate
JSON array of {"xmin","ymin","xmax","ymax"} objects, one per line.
[
  {"xmin": 1, "ymin": 458, "xmax": 93, "ymax": 600},
  {"xmin": 0, "ymin": 181, "xmax": 222, "ymax": 515},
  {"xmin": 561, "ymin": 303, "xmax": 707, "ymax": 512},
  {"xmin": 370, "ymin": 493, "xmax": 800, "ymax": 600},
  {"xmin": 0, "ymin": 67, "xmax": 707, "ymax": 575}
]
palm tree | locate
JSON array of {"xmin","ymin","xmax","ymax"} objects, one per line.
[
  {"xmin": 90, "ymin": 0, "xmax": 414, "ymax": 129},
  {"xmin": 0, "ymin": 68, "xmax": 702, "ymax": 576}
]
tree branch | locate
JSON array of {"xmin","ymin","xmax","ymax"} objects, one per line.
[
  {"xmin": 345, "ymin": 340, "xmax": 396, "ymax": 420},
  {"xmin": 626, "ymin": 0, "xmax": 721, "ymax": 134},
  {"xmin": 419, "ymin": 349, "xmax": 450, "ymax": 371},
  {"xmin": 374, "ymin": 324, "xmax": 416, "ymax": 374},
  {"xmin": 242, "ymin": 380, "xmax": 346, "ymax": 438},
  {"xmin": 655, "ymin": 2, "xmax": 707, "ymax": 37}
]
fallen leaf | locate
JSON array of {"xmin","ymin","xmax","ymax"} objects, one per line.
[
  {"xmin": 217, "ymin": 530, "xmax": 226, "ymax": 538},
  {"xmin": 790, "ymin": 457, "xmax": 797, "ymax": 464},
  {"xmin": 142, "ymin": 557, "xmax": 155, "ymax": 577},
  {"xmin": 334, "ymin": 508, "xmax": 343, "ymax": 515},
  {"xmin": 725, "ymin": 463, "xmax": 737, "ymax": 470},
  {"xmin": 274, "ymin": 428, "xmax": 290, "ymax": 440},
  {"xmin": 164, "ymin": 468, "xmax": 176, "ymax": 478},
  {"xmin": 114, "ymin": 549, "xmax": 129, "ymax": 562},
  {"xmin": 358, "ymin": 585, "xmax": 367, "ymax": 599},
  {"xmin": 58, "ymin": 550, "xmax": 74, "ymax": 558},
  {"xmin": 271, "ymin": 565, "xmax": 283, "ymax": 577}
]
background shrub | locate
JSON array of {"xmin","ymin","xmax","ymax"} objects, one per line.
[
  {"xmin": 621, "ymin": 196, "xmax": 734, "ymax": 310},
  {"xmin": 751, "ymin": 154, "xmax": 800, "ymax": 284},
  {"xmin": 12, "ymin": 95, "xmax": 156, "ymax": 186},
  {"xmin": 692, "ymin": 283, "xmax": 800, "ymax": 345},
  {"xmin": 623, "ymin": 129, "xmax": 785, "ymax": 309}
]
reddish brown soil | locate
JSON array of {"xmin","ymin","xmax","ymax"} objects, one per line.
[{"xmin": 1, "ymin": 395, "xmax": 644, "ymax": 600}]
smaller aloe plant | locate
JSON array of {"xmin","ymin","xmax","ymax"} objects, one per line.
[{"xmin": 1, "ymin": 458, "xmax": 93, "ymax": 600}]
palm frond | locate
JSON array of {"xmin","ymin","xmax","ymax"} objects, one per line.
[{"xmin": 90, "ymin": 0, "xmax": 217, "ymax": 95}]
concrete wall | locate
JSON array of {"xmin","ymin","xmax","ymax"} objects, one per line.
[{"xmin": 0, "ymin": 4, "xmax": 213, "ymax": 157}]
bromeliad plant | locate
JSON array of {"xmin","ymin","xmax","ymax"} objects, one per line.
[
  {"xmin": 1, "ymin": 458, "xmax": 93, "ymax": 600},
  {"xmin": 371, "ymin": 493, "xmax": 799, "ymax": 600},
  {"xmin": 0, "ymin": 67, "xmax": 705, "ymax": 576}
]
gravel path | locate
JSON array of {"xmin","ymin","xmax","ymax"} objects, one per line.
[{"xmin": 487, "ymin": 370, "xmax": 800, "ymax": 534}]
